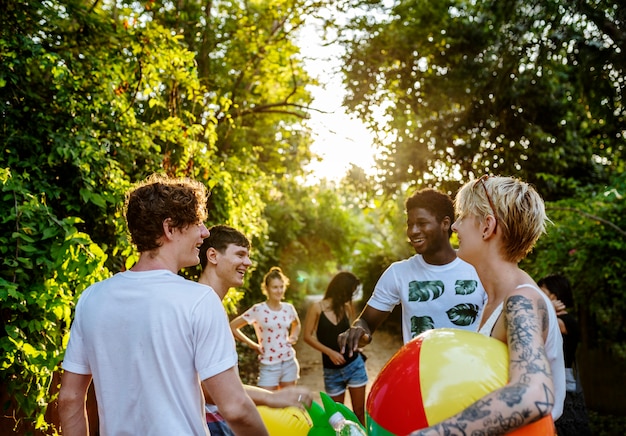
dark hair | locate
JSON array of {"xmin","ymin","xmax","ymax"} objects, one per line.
[
  {"xmin": 262, "ymin": 266, "xmax": 290, "ymax": 294},
  {"xmin": 537, "ymin": 273, "xmax": 574, "ymax": 308},
  {"xmin": 199, "ymin": 225, "xmax": 250, "ymax": 269},
  {"xmin": 125, "ymin": 174, "xmax": 208, "ymax": 252},
  {"xmin": 323, "ymin": 271, "xmax": 360, "ymax": 322},
  {"xmin": 405, "ymin": 188, "xmax": 455, "ymax": 236}
]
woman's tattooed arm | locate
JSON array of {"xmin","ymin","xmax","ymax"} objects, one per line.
[{"xmin": 409, "ymin": 290, "xmax": 555, "ymax": 436}]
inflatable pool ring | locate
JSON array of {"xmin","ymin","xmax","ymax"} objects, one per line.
[
  {"xmin": 305, "ymin": 392, "xmax": 365, "ymax": 436},
  {"xmin": 257, "ymin": 405, "xmax": 311, "ymax": 435},
  {"xmin": 366, "ymin": 328, "xmax": 556, "ymax": 435}
]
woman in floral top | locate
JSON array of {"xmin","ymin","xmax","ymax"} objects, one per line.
[{"xmin": 230, "ymin": 266, "xmax": 301, "ymax": 390}]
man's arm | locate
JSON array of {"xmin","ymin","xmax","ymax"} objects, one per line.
[
  {"xmin": 408, "ymin": 289, "xmax": 555, "ymax": 435},
  {"xmin": 203, "ymin": 367, "xmax": 269, "ymax": 436},
  {"xmin": 245, "ymin": 385, "xmax": 313, "ymax": 409},
  {"xmin": 337, "ymin": 305, "xmax": 390, "ymax": 357},
  {"xmin": 58, "ymin": 370, "xmax": 92, "ymax": 436}
]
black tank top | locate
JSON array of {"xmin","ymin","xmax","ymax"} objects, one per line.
[{"xmin": 317, "ymin": 308, "xmax": 359, "ymax": 369}]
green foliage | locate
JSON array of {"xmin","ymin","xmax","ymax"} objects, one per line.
[
  {"xmin": 147, "ymin": 0, "xmax": 319, "ymax": 231},
  {"xmin": 349, "ymin": 188, "xmax": 414, "ymax": 300},
  {"xmin": 4, "ymin": 0, "xmax": 623, "ymax": 431},
  {"xmin": 1, "ymin": 7, "xmax": 211, "ymax": 429},
  {"xmin": 1, "ymin": 170, "xmax": 109, "ymax": 432},
  {"xmin": 239, "ymin": 180, "xmax": 362, "ymax": 309},
  {"xmin": 522, "ymin": 173, "xmax": 626, "ymax": 359},
  {"xmin": 1, "ymin": 0, "xmax": 327, "ymax": 430},
  {"xmin": 338, "ymin": 0, "xmax": 625, "ymax": 199},
  {"xmin": 233, "ymin": 340, "xmax": 260, "ymax": 386}
]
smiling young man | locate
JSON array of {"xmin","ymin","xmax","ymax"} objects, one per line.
[
  {"xmin": 198, "ymin": 225, "xmax": 312, "ymax": 436},
  {"xmin": 59, "ymin": 175, "xmax": 268, "ymax": 436},
  {"xmin": 339, "ymin": 188, "xmax": 486, "ymax": 354},
  {"xmin": 198, "ymin": 225, "xmax": 253, "ymax": 300},
  {"xmin": 407, "ymin": 176, "xmax": 564, "ymax": 435}
]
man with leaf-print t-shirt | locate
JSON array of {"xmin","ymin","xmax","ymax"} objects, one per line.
[{"xmin": 339, "ymin": 188, "xmax": 486, "ymax": 352}]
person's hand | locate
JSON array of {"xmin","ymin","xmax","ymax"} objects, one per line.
[
  {"xmin": 551, "ymin": 298, "xmax": 567, "ymax": 315},
  {"xmin": 265, "ymin": 386, "xmax": 313, "ymax": 409},
  {"xmin": 328, "ymin": 350, "xmax": 346, "ymax": 366},
  {"xmin": 338, "ymin": 321, "xmax": 371, "ymax": 358},
  {"xmin": 250, "ymin": 342, "xmax": 263, "ymax": 355}
]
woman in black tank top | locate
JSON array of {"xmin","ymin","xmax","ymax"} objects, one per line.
[{"xmin": 303, "ymin": 271, "xmax": 369, "ymax": 425}]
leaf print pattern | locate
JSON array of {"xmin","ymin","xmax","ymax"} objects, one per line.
[
  {"xmin": 410, "ymin": 315, "xmax": 435, "ymax": 337},
  {"xmin": 447, "ymin": 303, "xmax": 481, "ymax": 326},
  {"xmin": 408, "ymin": 280, "xmax": 445, "ymax": 302},
  {"xmin": 455, "ymin": 280, "xmax": 478, "ymax": 295}
]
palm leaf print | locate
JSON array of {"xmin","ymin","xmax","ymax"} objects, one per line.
[
  {"xmin": 408, "ymin": 280, "xmax": 445, "ymax": 301},
  {"xmin": 446, "ymin": 303, "xmax": 480, "ymax": 326},
  {"xmin": 410, "ymin": 315, "xmax": 435, "ymax": 337},
  {"xmin": 454, "ymin": 280, "xmax": 478, "ymax": 295}
]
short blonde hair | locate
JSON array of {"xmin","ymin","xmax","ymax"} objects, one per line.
[{"xmin": 455, "ymin": 176, "xmax": 549, "ymax": 263}]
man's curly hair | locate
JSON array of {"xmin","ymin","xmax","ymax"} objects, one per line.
[{"xmin": 125, "ymin": 174, "xmax": 209, "ymax": 252}]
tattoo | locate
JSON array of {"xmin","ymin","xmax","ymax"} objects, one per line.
[
  {"xmin": 538, "ymin": 298, "xmax": 549, "ymax": 334},
  {"xmin": 458, "ymin": 398, "xmax": 492, "ymax": 422},
  {"xmin": 535, "ymin": 383, "xmax": 555, "ymax": 417},
  {"xmin": 481, "ymin": 409, "xmax": 529, "ymax": 433},
  {"xmin": 411, "ymin": 292, "xmax": 557, "ymax": 436},
  {"xmin": 497, "ymin": 384, "xmax": 526, "ymax": 407},
  {"xmin": 505, "ymin": 295, "xmax": 551, "ymax": 378}
]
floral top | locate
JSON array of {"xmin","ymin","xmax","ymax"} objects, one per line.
[{"xmin": 241, "ymin": 302, "xmax": 298, "ymax": 365}]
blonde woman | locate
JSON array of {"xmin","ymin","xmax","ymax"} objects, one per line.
[
  {"xmin": 410, "ymin": 175, "xmax": 565, "ymax": 435},
  {"xmin": 230, "ymin": 266, "xmax": 301, "ymax": 391}
]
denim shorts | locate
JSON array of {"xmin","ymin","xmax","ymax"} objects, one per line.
[
  {"xmin": 323, "ymin": 354, "xmax": 368, "ymax": 396},
  {"xmin": 258, "ymin": 357, "xmax": 300, "ymax": 387}
]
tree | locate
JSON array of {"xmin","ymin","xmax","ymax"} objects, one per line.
[
  {"xmin": 145, "ymin": 0, "xmax": 324, "ymax": 229},
  {"xmin": 243, "ymin": 179, "xmax": 364, "ymax": 305},
  {"xmin": 338, "ymin": 0, "xmax": 625, "ymax": 199},
  {"xmin": 519, "ymin": 172, "xmax": 626, "ymax": 418},
  {"xmin": 1, "ymin": 0, "xmax": 218, "ymax": 430},
  {"xmin": 1, "ymin": 0, "xmax": 329, "ymax": 431},
  {"xmin": 522, "ymin": 172, "xmax": 626, "ymax": 360}
]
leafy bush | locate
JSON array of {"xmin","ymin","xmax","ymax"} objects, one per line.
[
  {"xmin": 522, "ymin": 172, "xmax": 626, "ymax": 360},
  {"xmin": 1, "ymin": 170, "xmax": 110, "ymax": 432}
]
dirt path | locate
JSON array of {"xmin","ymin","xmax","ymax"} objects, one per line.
[{"xmin": 294, "ymin": 296, "xmax": 404, "ymax": 410}]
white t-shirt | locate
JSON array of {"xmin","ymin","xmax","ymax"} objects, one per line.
[
  {"xmin": 368, "ymin": 254, "xmax": 486, "ymax": 343},
  {"xmin": 63, "ymin": 270, "xmax": 237, "ymax": 436},
  {"xmin": 241, "ymin": 302, "xmax": 298, "ymax": 365}
]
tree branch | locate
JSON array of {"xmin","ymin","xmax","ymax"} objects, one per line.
[{"xmin": 547, "ymin": 206, "xmax": 626, "ymax": 238}]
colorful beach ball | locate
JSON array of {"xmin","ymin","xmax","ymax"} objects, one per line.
[{"xmin": 366, "ymin": 328, "xmax": 555, "ymax": 435}]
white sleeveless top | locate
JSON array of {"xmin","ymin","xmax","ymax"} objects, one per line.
[{"xmin": 477, "ymin": 284, "xmax": 565, "ymax": 420}]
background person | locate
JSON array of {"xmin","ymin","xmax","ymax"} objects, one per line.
[
  {"xmin": 58, "ymin": 174, "xmax": 267, "ymax": 436},
  {"xmin": 198, "ymin": 225, "xmax": 312, "ymax": 435},
  {"xmin": 230, "ymin": 266, "xmax": 302, "ymax": 390},
  {"xmin": 303, "ymin": 271, "xmax": 368, "ymax": 425},
  {"xmin": 538, "ymin": 273, "xmax": 592, "ymax": 436},
  {"xmin": 409, "ymin": 175, "xmax": 565, "ymax": 435},
  {"xmin": 339, "ymin": 188, "xmax": 486, "ymax": 355}
]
